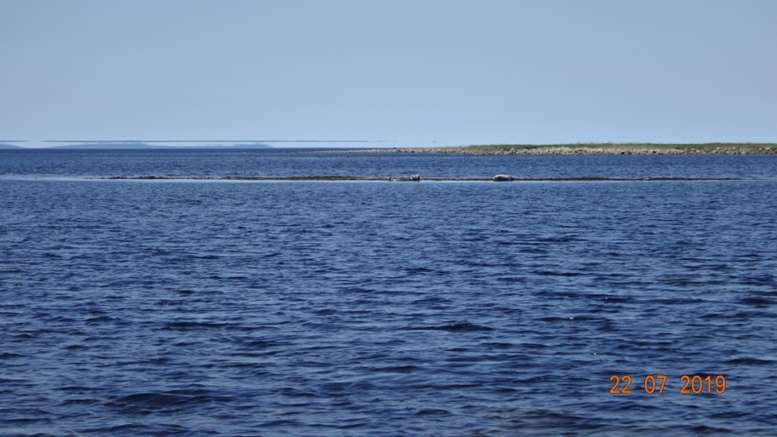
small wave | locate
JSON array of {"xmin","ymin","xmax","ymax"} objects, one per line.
[
  {"xmin": 242, "ymin": 339, "xmax": 287, "ymax": 349},
  {"xmin": 407, "ymin": 323, "xmax": 493, "ymax": 332},
  {"xmin": 537, "ymin": 316, "xmax": 603, "ymax": 322},
  {"xmin": 688, "ymin": 425, "xmax": 735, "ymax": 434},
  {"xmin": 532, "ymin": 269, "xmax": 583, "ymax": 277},
  {"xmin": 0, "ymin": 352, "xmax": 25, "ymax": 360},
  {"xmin": 107, "ymin": 391, "xmax": 229, "ymax": 414},
  {"xmin": 79, "ymin": 423, "xmax": 192, "ymax": 436},
  {"xmin": 164, "ymin": 321, "xmax": 231, "ymax": 330},
  {"xmin": 61, "ymin": 398, "xmax": 101, "ymax": 405},
  {"xmin": 739, "ymin": 297, "xmax": 773, "ymax": 306},
  {"xmin": 371, "ymin": 365, "xmax": 418, "ymax": 373},
  {"xmin": 415, "ymin": 408, "xmax": 452, "ymax": 416},
  {"xmin": 724, "ymin": 357, "xmax": 777, "ymax": 365}
]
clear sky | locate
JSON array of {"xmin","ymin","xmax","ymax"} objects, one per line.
[{"xmin": 2, "ymin": 0, "xmax": 775, "ymax": 146}]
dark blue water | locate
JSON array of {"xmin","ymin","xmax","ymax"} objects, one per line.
[
  {"xmin": 2, "ymin": 150, "xmax": 777, "ymax": 436},
  {"xmin": 2, "ymin": 148, "xmax": 777, "ymax": 180}
]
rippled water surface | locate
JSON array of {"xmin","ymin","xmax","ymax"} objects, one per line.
[{"xmin": 2, "ymin": 150, "xmax": 777, "ymax": 436}]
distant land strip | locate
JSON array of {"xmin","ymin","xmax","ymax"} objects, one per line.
[
  {"xmin": 98, "ymin": 176, "xmax": 744, "ymax": 182},
  {"xmin": 320, "ymin": 143, "xmax": 777, "ymax": 155}
]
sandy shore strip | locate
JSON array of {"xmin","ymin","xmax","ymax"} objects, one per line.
[{"xmin": 315, "ymin": 143, "xmax": 777, "ymax": 155}]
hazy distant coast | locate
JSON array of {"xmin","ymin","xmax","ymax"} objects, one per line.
[
  {"xmin": 42, "ymin": 141, "xmax": 272, "ymax": 150},
  {"xmin": 0, "ymin": 140, "xmax": 386, "ymax": 149},
  {"xmin": 328, "ymin": 143, "xmax": 777, "ymax": 155}
]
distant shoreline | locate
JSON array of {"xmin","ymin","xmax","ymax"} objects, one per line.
[{"xmin": 320, "ymin": 143, "xmax": 777, "ymax": 155}]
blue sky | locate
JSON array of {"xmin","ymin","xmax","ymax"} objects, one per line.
[{"xmin": 2, "ymin": 0, "xmax": 775, "ymax": 146}]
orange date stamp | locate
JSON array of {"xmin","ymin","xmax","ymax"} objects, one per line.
[{"xmin": 609, "ymin": 375, "xmax": 726, "ymax": 394}]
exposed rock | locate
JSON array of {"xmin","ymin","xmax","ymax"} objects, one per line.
[{"xmin": 388, "ymin": 174, "xmax": 421, "ymax": 182}]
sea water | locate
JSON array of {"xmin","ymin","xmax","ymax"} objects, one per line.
[{"xmin": 1, "ymin": 149, "xmax": 776, "ymax": 436}]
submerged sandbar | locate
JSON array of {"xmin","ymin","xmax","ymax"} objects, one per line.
[{"xmin": 100, "ymin": 176, "xmax": 744, "ymax": 182}]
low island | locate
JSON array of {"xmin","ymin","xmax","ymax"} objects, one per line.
[{"xmin": 330, "ymin": 143, "xmax": 777, "ymax": 155}]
